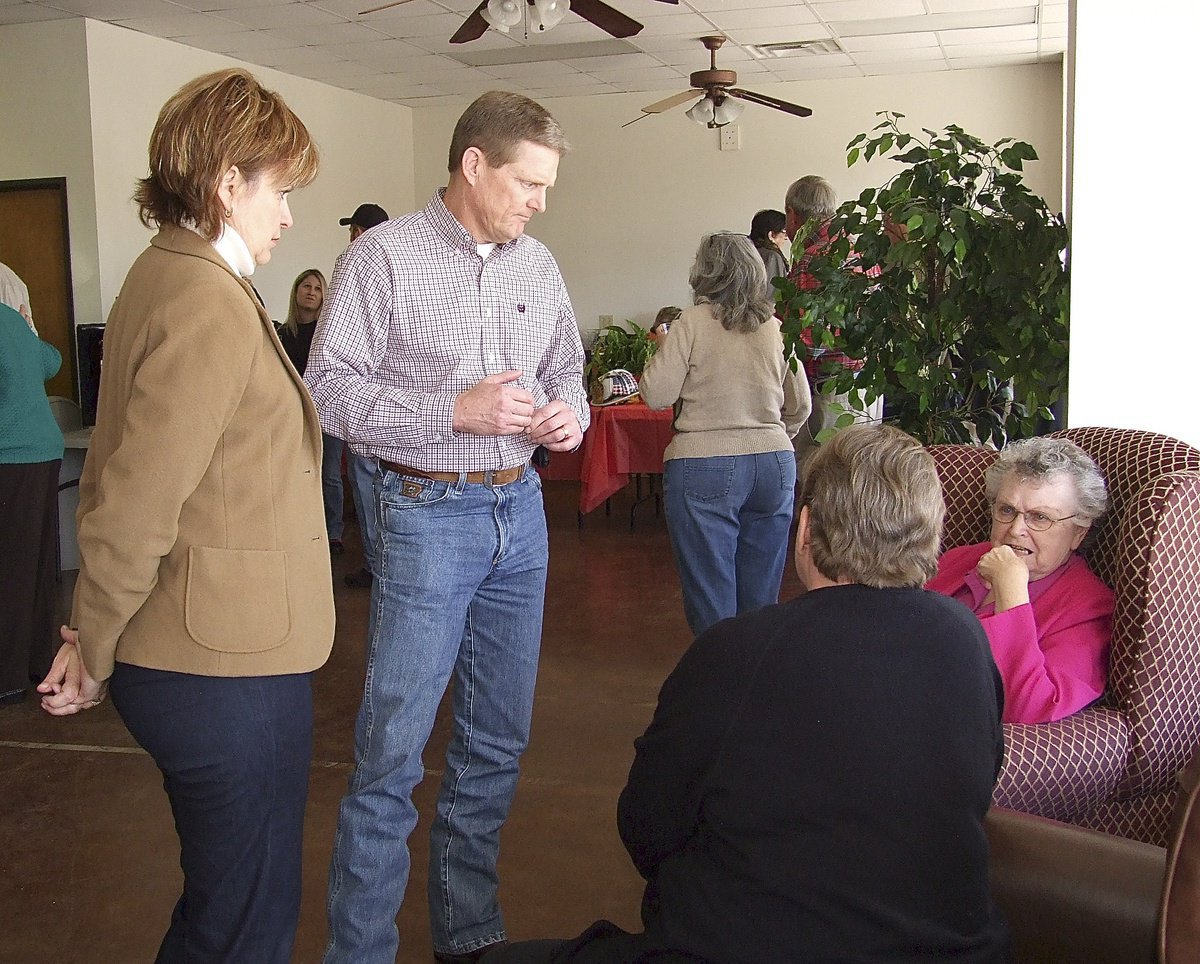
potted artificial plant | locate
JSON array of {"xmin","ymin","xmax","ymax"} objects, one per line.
[
  {"xmin": 585, "ymin": 322, "xmax": 657, "ymax": 401},
  {"xmin": 776, "ymin": 111, "xmax": 1070, "ymax": 446}
]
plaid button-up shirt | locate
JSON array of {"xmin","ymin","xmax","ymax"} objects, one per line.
[
  {"xmin": 787, "ymin": 222, "xmax": 867, "ymax": 380},
  {"xmin": 306, "ymin": 190, "xmax": 589, "ymax": 472}
]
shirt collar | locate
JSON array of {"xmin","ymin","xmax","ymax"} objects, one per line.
[
  {"xmin": 186, "ymin": 221, "xmax": 255, "ymax": 277},
  {"xmin": 425, "ymin": 188, "xmax": 524, "ymax": 259}
]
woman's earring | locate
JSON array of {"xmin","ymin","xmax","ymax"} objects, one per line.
[{"xmin": 224, "ymin": 207, "xmax": 233, "ymax": 219}]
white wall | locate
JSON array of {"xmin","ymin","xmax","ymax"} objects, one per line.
[
  {"xmin": 82, "ymin": 19, "xmax": 417, "ymax": 323},
  {"xmin": 0, "ymin": 20, "xmax": 100, "ymax": 326},
  {"xmin": 1067, "ymin": 2, "xmax": 1199, "ymax": 446},
  {"xmin": 412, "ymin": 63, "xmax": 1062, "ymax": 336}
]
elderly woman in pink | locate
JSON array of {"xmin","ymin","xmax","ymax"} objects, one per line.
[{"xmin": 927, "ymin": 437, "xmax": 1113, "ymax": 724}]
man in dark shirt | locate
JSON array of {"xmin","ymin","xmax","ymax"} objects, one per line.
[{"xmin": 490, "ymin": 425, "xmax": 1009, "ymax": 964}]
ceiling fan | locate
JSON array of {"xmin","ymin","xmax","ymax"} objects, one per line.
[
  {"xmin": 624, "ymin": 35, "xmax": 813, "ymax": 128},
  {"xmin": 358, "ymin": 0, "xmax": 677, "ymax": 45}
]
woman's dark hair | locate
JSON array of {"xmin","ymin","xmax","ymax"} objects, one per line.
[{"xmin": 749, "ymin": 209, "xmax": 786, "ymax": 242}]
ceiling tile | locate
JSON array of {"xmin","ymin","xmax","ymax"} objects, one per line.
[
  {"xmin": 814, "ymin": 0, "xmax": 925, "ymax": 21},
  {"xmin": 316, "ymin": 0, "xmax": 444, "ymax": 17},
  {"xmin": 936, "ymin": 23, "xmax": 1037, "ymax": 44},
  {"xmin": 365, "ymin": 10, "xmax": 470, "ymax": 37},
  {"xmin": 116, "ymin": 10, "xmax": 245, "ymax": 34},
  {"xmin": 926, "ymin": 0, "xmax": 1036, "ymax": 10},
  {"xmin": 712, "ymin": 6, "xmax": 822, "ymax": 29},
  {"xmin": 219, "ymin": 1, "xmax": 344, "ymax": 28},
  {"xmin": 839, "ymin": 30, "xmax": 937, "ymax": 50},
  {"xmin": 174, "ymin": 0, "xmax": 295, "ymax": 11},
  {"xmin": 851, "ymin": 44, "xmax": 945, "ymax": 64},
  {"xmin": 271, "ymin": 18, "xmax": 381, "ymax": 42},
  {"xmin": 49, "ymin": 0, "xmax": 187, "ymax": 16},
  {"xmin": 0, "ymin": 2, "xmax": 77, "ymax": 21}
]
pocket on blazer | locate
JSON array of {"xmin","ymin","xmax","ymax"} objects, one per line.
[{"xmin": 185, "ymin": 546, "xmax": 291, "ymax": 652}]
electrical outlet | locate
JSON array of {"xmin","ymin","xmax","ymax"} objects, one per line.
[
  {"xmin": 719, "ymin": 124, "xmax": 740, "ymax": 151},
  {"xmin": 599, "ymin": 314, "xmax": 613, "ymax": 327}
]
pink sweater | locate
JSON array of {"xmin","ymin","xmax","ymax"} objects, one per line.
[{"xmin": 927, "ymin": 542, "xmax": 1114, "ymax": 724}]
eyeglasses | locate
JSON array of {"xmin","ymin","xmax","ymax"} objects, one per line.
[{"xmin": 992, "ymin": 504, "xmax": 1078, "ymax": 532}]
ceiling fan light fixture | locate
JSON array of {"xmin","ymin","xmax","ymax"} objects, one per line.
[
  {"xmin": 711, "ymin": 97, "xmax": 743, "ymax": 126},
  {"xmin": 482, "ymin": 0, "xmax": 522, "ymax": 32},
  {"xmin": 685, "ymin": 95, "xmax": 715, "ymax": 126},
  {"xmin": 531, "ymin": 0, "xmax": 569, "ymax": 32}
]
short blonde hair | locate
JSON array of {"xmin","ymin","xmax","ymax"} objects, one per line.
[
  {"xmin": 135, "ymin": 68, "xmax": 319, "ymax": 241},
  {"xmin": 800, "ymin": 424, "xmax": 945, "ymax": 588}
]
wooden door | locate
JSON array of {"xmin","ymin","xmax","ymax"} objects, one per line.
[{"xmin": 0, "ymin": 179, "xmax": 77, "ymax": 400}]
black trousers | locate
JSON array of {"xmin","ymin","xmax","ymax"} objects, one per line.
[
  {"xmin": 110, "ymin": 663, "xmax": 314, "ymax": 964},
  {"xmin": 0, "ymin": 459, "xmax": 60, "ymax": 697}
]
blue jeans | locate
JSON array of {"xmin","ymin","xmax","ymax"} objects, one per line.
[
  {"xmin": 346, "ymin": 452, "xmax": 379, "ymax": 575},
  {"xmin": 663, "ymin": 451, "xmax": 796, "ymax": 637},
  {"xmin": 324, "ymin": 466, "xmax": 548, "ymax": 963},
  {"xmin": 109, "ymin": 663, "xmax": 313, "ymax": 964},
  {"xmin": 322, "ymin": 433, "xmax": 345, "ymax": 542}
]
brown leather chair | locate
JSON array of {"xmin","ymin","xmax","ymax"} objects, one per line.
[
  {"xmin": 986, "ymin": 753, "xmax": 1200, "ymax": 964},
  {"xmin": 931, "ymin": 427, "xmax": 1200, "ymax": 845}
]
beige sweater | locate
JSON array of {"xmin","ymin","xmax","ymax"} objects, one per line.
[{"xmin": 639, "ymin": 302, "xmax": 811, "ymax": 461}]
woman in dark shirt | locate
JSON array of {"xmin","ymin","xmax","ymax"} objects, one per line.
[
  {"xmin": 279, "ymin": 268, "xmax": 345, "ymax": 552},
  {"xmin": 278, "ymin": 267, "xmax": 325, "ymax": 375}
]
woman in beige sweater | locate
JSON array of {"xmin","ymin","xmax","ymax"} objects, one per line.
[{"xmin": 640, "ymin": 232, "xmax": 810, "ymax": 636}]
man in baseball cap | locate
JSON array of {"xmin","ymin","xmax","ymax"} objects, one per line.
[{"xmin": 339, "ymin": 202, "xmax": 389, "ymax": 241}]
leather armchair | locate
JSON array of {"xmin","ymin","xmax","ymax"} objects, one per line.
[
  {"xmin": 985, "ymin": 753, "xmax": 1200, "ymax": 964},
  {"xmin": 931, "ymin": 427, "xmax": 1200, "ymax": 845}
]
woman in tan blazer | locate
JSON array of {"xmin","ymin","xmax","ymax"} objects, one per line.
[{"xmin": 38, "ymin": 68, "xmax": 334, "ymax": 963}]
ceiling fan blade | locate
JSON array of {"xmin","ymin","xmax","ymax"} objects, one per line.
[
  {"xmin": 449, "ymin": 1, "xmax": 489, "ymax": 43},
  {"xmin": 727, "ymin": 88, "xmax": 812, "ymax": 117},
  {"xmin": 640, "ymin": 89, "xmax": 701, "ymax": 113},
  {"xmin": 358, "ymin": 0, "xmax": 414, "ymax": 14},
  {"xmin": 619, "ymin": 112, "xmax": 655, "ymax": 129},
  {"xmin": 571, "ymin": 0, "xmax": 643, "ymax": 38}
]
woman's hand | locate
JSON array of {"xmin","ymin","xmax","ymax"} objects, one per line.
[
  {"xmin": 976, "ymin": 545, "xmax": 1031, "ymax": 613},
  {"xmin": 37, "ymin": 627, "xmax": 109, "ymax": 716}
]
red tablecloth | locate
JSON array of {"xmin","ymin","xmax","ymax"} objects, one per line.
[{"xmin": 578, "ymin": 403, "xmax": 674, "ymax": 514}]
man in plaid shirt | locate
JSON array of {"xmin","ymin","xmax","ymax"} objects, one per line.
[{"xmin": 306, "ymin": 92, "xmax": 589, "ymax": 964}]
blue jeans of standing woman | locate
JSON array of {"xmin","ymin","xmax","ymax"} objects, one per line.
[
  {"xmin": 109, "ymin": 663, "xmax": 313, "ymax": 964},
  {"xmin": 324, "ymin": 466, "xmax": 548, "ymax": 963},
  {"xmin": 663, "ymin": 450, "xmax": 797, "ymax": 637}
]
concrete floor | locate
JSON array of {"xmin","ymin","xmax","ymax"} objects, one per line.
[{"xmin": 1, "ymin": 480, "xmax": 791, "ymax": 963}]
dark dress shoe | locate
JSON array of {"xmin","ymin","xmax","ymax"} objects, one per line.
[
  {"xmin": 434, "ymin": 941, "xmax": 506, "ymax": 963},
  {"xmin": 329, "ymin": 539, "xmax": 345, "ymax": 556}
]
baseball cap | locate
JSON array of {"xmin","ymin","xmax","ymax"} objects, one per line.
[
  {"xmin": 596, "ymin": 369, "xmax": 640, "ymax": 406},
  {"xmin": 339, "ymin": 203, "xmax": 389, "ymax": 229}
]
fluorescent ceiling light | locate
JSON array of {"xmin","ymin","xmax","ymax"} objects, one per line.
[
  {"xmin": 830, "ymin": 7, "xmax": 1037, "ymax": 39},
  {"xmin": 450, "ymin": 38, "xmax": 638, "ymax": 67}
]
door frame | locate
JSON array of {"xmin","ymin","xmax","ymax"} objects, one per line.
[{"xmin": 0, "ymin": 176, "xmax": 78, "ymax": 399}]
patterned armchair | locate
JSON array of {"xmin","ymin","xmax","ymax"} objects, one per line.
[{"xmin": 931, "ymin": 427, "xmax": 1200, "ymax": 846}]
